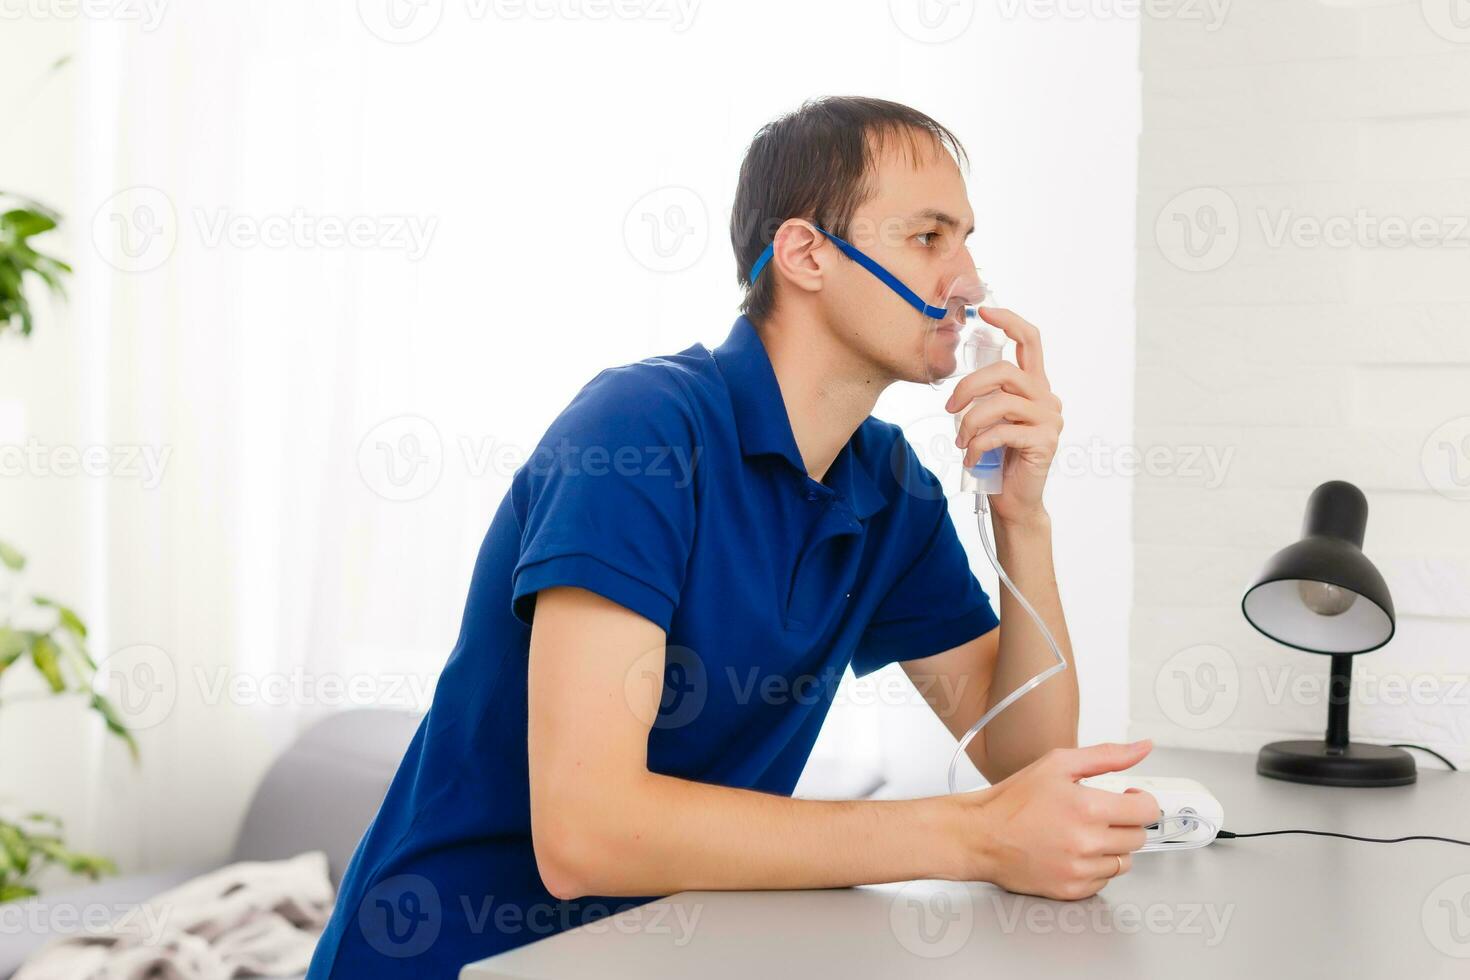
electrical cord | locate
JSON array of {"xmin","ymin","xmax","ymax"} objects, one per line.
[
  {"xmin": 1218, "ymin": 743, "xmax": 1465, "ymax": 847},
  {"xmin": 1388, "ymin": 743, "xmax": 1459, "ymax": 771},
  {"xmin": 1218, "ymin": 828, "xmax": 1470, "ymax": 847}
]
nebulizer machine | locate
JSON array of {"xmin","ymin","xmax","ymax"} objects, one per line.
[{"xmin": 750, "ymin": 224, "xmax": 1221, "ymax": 852}]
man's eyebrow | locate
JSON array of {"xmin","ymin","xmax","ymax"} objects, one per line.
[{"xmin": 911, "ymin": 208, "xmax": 975, "ymax": 236}]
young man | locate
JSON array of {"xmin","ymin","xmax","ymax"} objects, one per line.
[{"xmin": 307, "ymin": 96, "xmax": 1159, "ymax": 978}]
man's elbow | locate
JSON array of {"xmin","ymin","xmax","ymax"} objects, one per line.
[
  {"xmin": 531, "ymin": 782, "xmax": 640, "ymax": 900},
  {"xmin": 532, "ymin": 806, "xmax": 600, "ymax": 901}
]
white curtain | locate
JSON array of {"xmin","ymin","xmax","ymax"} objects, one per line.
[{"xmin": 78, "ymin": 8, "xmax": 469, "ymax": 870}]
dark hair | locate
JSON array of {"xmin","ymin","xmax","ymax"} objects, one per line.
[{"xmin": 730, "ymin": 96, "xmax": 969, "ymax": 323}]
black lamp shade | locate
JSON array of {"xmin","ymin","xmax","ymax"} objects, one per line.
[{"xmin": 1241, "ymin": 481, "xmax": 1395, "ymax": 655}]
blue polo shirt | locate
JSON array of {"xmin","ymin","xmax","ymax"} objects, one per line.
[{"xmin": 306, "ymin": 316, "xmax": 1000, "ymax": 977}]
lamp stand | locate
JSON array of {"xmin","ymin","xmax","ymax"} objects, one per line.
[{"xmin": 1257, "ymin": 654, "xmax": 1417, "ymax": 787}]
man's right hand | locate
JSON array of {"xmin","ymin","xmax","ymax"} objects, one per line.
[{"xmin": 952, "ymin": 740, "xmax": 1160, "ymax": 901}]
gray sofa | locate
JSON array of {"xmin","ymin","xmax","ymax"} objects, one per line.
[{"xmin": 0, "ymin": 708, "xmax": 421, "ymax": 979}]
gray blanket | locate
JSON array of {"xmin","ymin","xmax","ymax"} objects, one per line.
[{"xmin": 15, "ymin": 851, "xmax": 333, "ymax": 980}]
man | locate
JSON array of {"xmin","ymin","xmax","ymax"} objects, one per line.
[{"xmin": 307, "ymin": 96, "xmax": 1158, "ymax": 978}]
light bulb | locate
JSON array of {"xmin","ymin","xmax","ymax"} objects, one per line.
[{"xmin": 1297, "ymin": 580, "xmax": 1358, "ymax": 617}]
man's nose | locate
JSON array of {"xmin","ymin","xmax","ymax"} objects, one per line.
[
  {"xmin": 951, "ymin": 243, "xmax": 978, "ymax": 274},
  {"xmin": 938, "ymin": 249, "xmax": 982, "ymax": 299}
]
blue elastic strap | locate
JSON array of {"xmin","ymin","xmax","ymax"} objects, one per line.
[{"xmin": 748, "ymin": 223, "xmax": 948, "ymax": 320}]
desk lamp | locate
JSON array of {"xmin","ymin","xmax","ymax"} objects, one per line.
[{"xmin": 1241, "ymin": 480, "xmax": 1415, "ymax": 786}]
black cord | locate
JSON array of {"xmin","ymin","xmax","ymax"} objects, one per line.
[
  {"xmin": 1216, "ymin": 745, "xmax": 1462, "ymax": 846},
  {"xmin": 1389, "ymin": 743, "xmax": 1459, "ymax": 771},
  {"xmin": 1218, "ymin": 828, "xmax": 1470, "ymax": 846}
]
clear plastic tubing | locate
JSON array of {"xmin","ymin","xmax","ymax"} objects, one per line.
[{"xmin": 947, "ymin": 306, "xmax": 1071, "ymax": 795}]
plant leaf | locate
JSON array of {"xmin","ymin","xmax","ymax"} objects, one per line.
[
  {"xmin": 33, "ymin": 596, "xmax": 87, "ymax": 639},
  {"xmin": 0, "ymin": 209, "xmax": 57, "ymax": 241},
  {"xmin": 61, "ymin": 633, "xmax": 97, "ymax": 673},
  {"xmin": 28, "ymin": 634, "xmax": 66, "ymax": 692},
  {"xmin": 0, "ymin": 540, "xmax": 24, "ymax": 571},
  {"xmin": 0, "ymin": 824, "xmax": 32, "ymax": 877},
  {"xmin": 89, "ymin": 693, "xmax": 140, "ymax": 762},
  {"xmin": 0, "ymin": 197, "xmax": 71, "ymax": 339},
  {"xmin": 31, "ymin": 838, "xmax": 116, "ymax": 879},
  {"xmin": 0, "ymin": 808, "xmax": 115, "ymax": 901},
  {"xmin": 0, "ymin": 628, "xmax": 26, "ymax": 669},
  {"xmin": 0, "ymin": 883, "xmax": 37, "ymax": 903}
]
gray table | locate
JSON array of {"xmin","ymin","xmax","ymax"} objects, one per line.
[{"xmin": 462, "ymin": 747, "xmax": 1470, "ymax": 979}]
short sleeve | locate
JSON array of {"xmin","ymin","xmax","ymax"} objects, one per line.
[
  {"xmin": 849, "ymin": 440, "xmax": 999, "ymax": 678},
  {"xmin": 509, "ymin": 364, "xmax": 699, "ymax": 633}
]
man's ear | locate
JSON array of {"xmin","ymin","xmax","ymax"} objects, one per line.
[{"xmin": 768, "ymin": 219, "xmax": 828, "ymax": 297}]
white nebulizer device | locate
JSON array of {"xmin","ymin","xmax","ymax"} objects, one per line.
[{"xmin": 1080, "ymin": 775, "xmax": 1224, "ymax": 852}]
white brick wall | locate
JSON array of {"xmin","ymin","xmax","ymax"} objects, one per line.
[{"xmin": 1133, "ymin": 0, "xmax": 1470, "ymax": 765}]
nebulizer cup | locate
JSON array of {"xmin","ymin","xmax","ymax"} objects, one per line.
[{"xmin": 923, "ymin": 270, "xmax": 1008, "ymax": 495}]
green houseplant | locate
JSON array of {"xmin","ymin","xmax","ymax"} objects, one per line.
[
  {"xmin": 0, "ymin": 195, "xmax": 135, "ymax": 900},
  {"xmin": 0, "ymin": 196, "xmax": 71, "ymax": 338}
]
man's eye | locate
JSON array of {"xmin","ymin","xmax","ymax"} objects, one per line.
[{"xmin": 917, "ymin": 231, "xmax": 941, "ymax": 247}]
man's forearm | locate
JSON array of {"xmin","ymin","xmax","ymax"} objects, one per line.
[
  {"xmin": 981, "ymin": 508, "xmax": 1079, "ymax": 778},
  {"xmin": 530, "ymin": 585, "xmax": 987, "ymax": 902},
  {"xmin": 536, "ymin": 772, "xmax": 970, "ymax": 899}
]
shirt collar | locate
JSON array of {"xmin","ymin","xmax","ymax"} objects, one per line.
[{"xmin": 711, "ymin": 316, "xmax": 887, "ymax": 520}]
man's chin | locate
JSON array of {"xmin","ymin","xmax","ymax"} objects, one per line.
[
  {"xmin": 917, "ymin": 329, "xmax": 961, "ymax": 383},
  {"xmin": 913, "ymin": 350, "xmax": 959, "ymax": 385}
]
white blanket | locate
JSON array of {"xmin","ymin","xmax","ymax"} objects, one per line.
[{"xmin": 16, "ymin": 851, "xmax": 334, "ymax": 980}]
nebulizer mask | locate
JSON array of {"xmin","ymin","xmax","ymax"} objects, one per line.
[{"xmin": 751, "ymin": 224, "xmax": 1070, "ymax": 797}]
